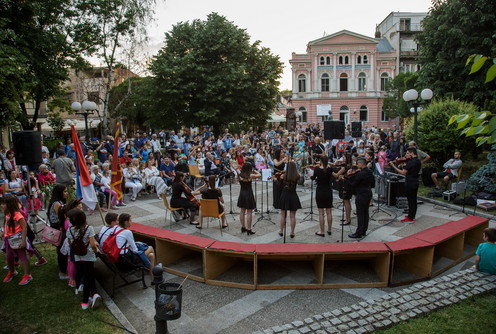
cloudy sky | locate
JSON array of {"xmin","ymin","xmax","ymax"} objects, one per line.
[{"xmin": 145, "ymin": 0, "xmax": 433, "ymax": 90}]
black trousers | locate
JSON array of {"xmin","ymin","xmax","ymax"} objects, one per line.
[
  {"xmin": 355, "ymin": 190, "xmax": 372, "ymax": 236},
  {"xmin": 405, "ymin": 182, "xmax": 419, "ymax": 219},
  {"xmin": 75, "ymin": 260, "xmax": 97, "ymax": 303}
]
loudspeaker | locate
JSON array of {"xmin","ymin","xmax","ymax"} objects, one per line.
[
  {"xmin": 351, "ymin": 121, "xmax": 362, "ymax": 138},
  {"xmin": 323, "ymin": 121, "xmax": 345, "ymax": 140},
  {"xmin": 421, "ymin": 167, "xmax": 437, "ymax": 187},
  {"xmin": 12, "ymin": 131, "xmax": 42, "ymax": 165}
]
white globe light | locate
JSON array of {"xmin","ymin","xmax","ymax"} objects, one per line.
[
  {"xmin": 90, "ymin": 102, "xmax": 97, "ymax": 110},
  {"xmin": 82, "ymin": 100, "xmax": 93, "ymax": 110},
  {"xmin": 71, "ymin": 102, "xmax": 81, "ymax": 111},
  {"xmin": 402, "ymin": 91, "xmax": 410, "ymax": 102},
  {"xmin": 421, "ymin": 88, "xmax": 433, "ymax": 101},
  {"xmin": 407, "ymin": 89, "xmax": 418, "ymax": 101}
]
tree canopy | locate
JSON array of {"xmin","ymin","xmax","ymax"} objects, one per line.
[
  {"xmin": 382, "ymin": 72, "xmax": 419, "ymax": 119},
  {"xmin": 149, "ymin": 13, "xmax": 283, "ymax": 133},
  {"xmin": 416, "ymin": 0, "xmax": 496, "ymax": 107}
]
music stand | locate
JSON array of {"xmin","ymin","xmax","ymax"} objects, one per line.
[
  {"xmin": 254, "ymin": 169, "xmax": 276, "ymax": 226},
  {"xmin": 301, "ymin": 170, "xmax": 317, "ymax": 223},
  {"xmin": 228, "ymin": 173, "xmax": 238, "ymax": 220},
  {"xmin": 370, "ymin": 169, "xmax": 392, "ymax": 221}
]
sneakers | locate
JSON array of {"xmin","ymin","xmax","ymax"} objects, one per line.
[
  {"xmin": 401, "ymin": 217, "xmax": 415, "ymax": 223},
  {"xmin": 91, "ymin": 293, "xmax": 102, "ymax": 309},
  {"xmin": 59, "ymin": 274, "xmax": 69, "ymax": 280},
  {"xmin": 75, "ymin": 284, "xmax": 84, "ymax": 295},
  {"xmin": 111, "ymin": 206, "xmax": 119, "ymax": 210},
  {"xmin": 68, "ymin": 279, "xmax": 76, "ymax": 288},
  {"xmin": 117, "ymin": 202, "xmax": 127, "ymax": 206},
  {"xmin": 35, "ymin": 257, "xmax": 47, "ymax": 266},
  {"xmin": 81, "ymin": 302, "xmax": 90, "ymax": 310},
  {"xmin": 3, "ymin": 271, "xmax": 18, "ymax": 283},
  {"xmin": 18, "ymin": 274, "xmax": 33, "ymax": 286}
]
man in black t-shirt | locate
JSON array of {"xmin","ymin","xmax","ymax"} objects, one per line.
[
  {"xmin": 389, "ymin": 147, "xmax": 421, "ymax": 223},
  {"xmin": 311, "ymin": 137, "xmax": 325, "ymax": 164}
]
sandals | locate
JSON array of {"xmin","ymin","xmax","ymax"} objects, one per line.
[
  {"xmin": 315, "ymin": 232, "xmax": 325, "ymax": 237},
  {"xmin": 340, "ymin": 222, "xmax": 351, "ymax": 226},
  {"xmin": 190, "ymin": 221, "xmax": 199, "ymax": 225}
]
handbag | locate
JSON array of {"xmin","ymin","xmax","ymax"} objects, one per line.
[
  {"xmin": 8, "ymin": 232, "xmax": 23, "ymax": 249},
  {"xmin": 41, "ymin": 225, "xmax": 63, "ymax": 246}
]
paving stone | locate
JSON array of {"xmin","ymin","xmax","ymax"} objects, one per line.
[
  {"xmin": 288, "ymin": 331, "xmax": 299, "ymax": 334},
  {"xmin": 315, "ymin": 330, "xmax": 327, "ymax": 334},
  {"xmin": 292, "ymin": 321, "xmax": 304, "ymax": 328},
  {"xmin": 389, "ymin": 292, "xmax": 400, "ymax": 299},
  {"xmin": 337, "ymin": 324, "xmax": 350, "ymax": 332},
  {"xmin": 304, "ymin": 318, "xmax": 313, "ymax": 324},
  {"xmin": 313, "ymin": 314, "xmax": 324, "ymax": 321},
  {"xmin": 380, "ymin": 311, "xmax": 392, "ymax": 318},
  {"xmin": 357, "ymin": 319, "xmax": 368, "ymax": 327},
  {"xmin": 358, "ymin": 309, "xmax": 368, "ymax": 317},
  {"xmin": 320, "ymin": 321, "xmax": 331, "ymax": 328},
  {"xmin": 374, "ymin": 314, "xmax": 384, "ymax": 321},
  {"xmin": 366, "ymin": 307, "xmax": 375, "ymax": 314},
  {"xmin": 253, "ymin": 331, "xmax": 264, "ymax": 334},
  {"xmin": 299, "ymin": 326, "xmax": 311, "ymax": 334},
  {"xmin": 342, "ymin": 307, "xmax": 352, "ymax": 313},
  {"xmin": 390, "ymin": 315, "xmax": 400, "ymax": 324},
  {"xmin": 340, "ymin": 315, "xmax": 351, "ymax": 323},
  {"xmin": 309, "ymin": 323, "xmax": 321, "ymax": 331},
  {"xmin": 399, "ymin": 314, "xmax": 409, "ymax": 321},
  {"xmin": 411, "ymin": 293, "xmax": 421, "ymax": 300},
  {"xmin": 365, "ymin": 316, "xmax": 375, "ymax": 323},
  {"xmin": 390, "ymin": 308, "xmax": 401, "ymax": 315},
  {"xmin": 397, "ymin": 297, "xmax": 406, "ymax": 304},
  {"xmin": 355, "ymin": 328, "xmax": 367, "ymax": 334},
  {"xmin": 420, "ymin": 306, "xmax": 430, "ymax": 313},
  {"xmin": 407, "ymin": 311, "xmax": 417, "ymax": 318},
  {"xmin": 440, "ymin": 291, "xmax": 451, "ymax": 298},
  {"xmin": 374, "ymin": 305, "xmax": 385, "ymax": 312},
  {"xmin": 349, "ymin": 321, "xmax": 360, "ymax": 329},
  {"xmin": 373, "ymin": 322, "xmax": 383, "ymax": 330},
  {"xmin": 330, "ymin": 318, "xmax": 342, "ymax": 326},
  {"xmin": 263, "ymin": 330, "xmax": 274, "ymax": 334},
  {"xmin": 331, "ymin": 309, "xmax": 342, "ymax": 317},
  {"xmin": 403, "ymin": 288, "xmax": 413, "ymax": 294},
  {"xmin": 359, "ymin": 301, "xmax": 369, "ymax": 308},
  {"xmin": 427, "ymin": 304, "xmax": 437, "ymax": 311},
  {"xmin": 346, "ymin": 330, "xmax": 357, "ymax": 334},
  {"xmin": 399, "ymin": 304, "xmax": 410, "ymax": 312},
  {"xmin": 442, "ymin": 299, "xmax": 451, "ymax": 306},
  {"xmin": 364, "ymin": 325, "xmax": 375, "ymax": 332},
  {"xmin": 352, "ymin": 304, "xmax": 362, "ymax": 311},
  {"xmin": 390, "ymin": 299, "xmax": 400, "ymax": 307},
  {"xmin": 326, "ymin": 328, "xmax": 339, "ymax": 334},
  {"xmin": 382, "ymin": 319, "xmax": 392, "ymax": 327},
  {"xmin": 272, "ymin": 326, "xmax": 285, "ymax": 333},
  {"xmin": 322, "ymin": 312, "xmax": 333, "ymax": 318},
  {"xmin": 349, "ymin": 312, "xmax": 360, "ymax": 320},
  {"xmin": 449, "ymin": 296, "xmax": 460, "ymax": 303}
]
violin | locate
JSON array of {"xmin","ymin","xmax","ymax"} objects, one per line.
[
  {"xmin": 392, "ymin": 156, "xmax": 412, "ymax": 164},
  {"xmin": 182, "ymin": 181, "xmax": 201, "ymax": 207},
  {"xmin": 344, "ymin": 168, "xmax": 360, "ymax": 178},
  {"xmin": 268, "ymin": 171, "xmax": 284, "ymax": 180}
]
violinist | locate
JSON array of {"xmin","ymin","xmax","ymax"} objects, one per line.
[
  {"xmin": 389, "ymin": 147, "xmax": 421, "ymax": 223},
  {"xmin": 311, "ymin": 137, "xmax": 325, "ymax": 164},
  {"xmin": 337, "ymin": 152, "xmax": 353, "ymax": 226},
  {"xmin": 237, "ymin": 163, "xmax": 261, "ymax": 235},
  {"xmin": 272, "ymin": 149, "xmax": 287, "ymax": 211},
  {"xmin": 170, "ymin": 172, "xmax": 201, "ymax": 225},
  {"xmin": 344, "ymin": 157, "xmax": 374, "ymax": 239}
]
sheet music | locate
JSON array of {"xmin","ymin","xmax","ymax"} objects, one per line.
[
  {"xmin": 375, "ymin": 162, "xmax": 383, "ymax": 175},
  {"xmin": 261, "ymin": 168, "xmax": 272, "ymax": 182}
]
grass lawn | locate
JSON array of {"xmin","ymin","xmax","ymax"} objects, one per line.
[
  {"xmin": 0, "ymin": 243, "xmax": 126, "ymax": 334},
  {"xmin": 377, "ymin": 291, "xmax": 496, "ymax": 334}
]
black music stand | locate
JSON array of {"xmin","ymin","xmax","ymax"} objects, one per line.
[
  {"xmin": 370, "ymin": 174, "xmax": 392, "ymax": 221},
  {"xmin": 301, "ymin": 177, "xmax": 317, "ymax": 223},
  {"xmin": 228, "ymin": 175, "xmax": 238, "ymax": 219}
]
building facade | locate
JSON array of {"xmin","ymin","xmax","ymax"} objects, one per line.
[{"xmin": 289, "ymin": 30, "xmax": 397, "ymax": 129}]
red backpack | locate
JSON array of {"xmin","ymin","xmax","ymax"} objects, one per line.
[{"xmin": 102, "ymin": 227, "xmax": 126, "ymax": 263}]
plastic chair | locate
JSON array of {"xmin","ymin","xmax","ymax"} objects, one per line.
[
  {"xmin": 188, "ymin": 164, "xmax": 204, "ymax": 189},
  {"xmin": 199, "ymin": 199, "xmax": 226, "ymax": 236},
  {"xmin": 161, "ymin": 194, "xmax": 187, "ymax": 227}
]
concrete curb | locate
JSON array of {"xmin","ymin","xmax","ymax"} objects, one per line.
[
  {"xmin": 419, "ymin": 195, "xmax": 496, "ymax": 221},
  {"xmin": 254, "ymin": 269, "xmax": 496, "ymax": 334}
]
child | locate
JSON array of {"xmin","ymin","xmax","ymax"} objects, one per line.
[
  {"xmin": 1, "ymin": 195, "xmax": 33, "ymax": 285},
  {"xmin": 475, "ymin": 227, "xmax": 496, "ymax": 275},
  {"xmin": 66, "ymin": 208, "xmax": 101, "ymax": 310},
  {"xmin": 98, "ymin": 212, "xmax": 119, "ymax": 245}
]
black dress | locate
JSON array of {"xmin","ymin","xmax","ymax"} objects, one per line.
[
  {"xmin": 170, "ymin": 183, "xmax": 198, "ymax": 211},
  {"xmin": 237, "ymin": 178, "xmax": 256, "ymax": 209},
  {"xmin": 272, "ymin": 162, "xmax": 285, "ymax": 209},
  {"xmin": 311, "ymin": 167, "xmax": 333, "ymax": 208},
  {"xmin": 338, "ymin": 167, "xmax": 353, "ymax": 200},
  {"xmin": 201, "ymin": 188, "xmax": 224, "ymax": 213},
  {"xmin": 279, "ymin": 179, "xmax": 302, "ymax": 211}
]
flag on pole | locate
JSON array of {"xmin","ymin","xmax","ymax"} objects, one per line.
[
  {"xmin": 71, "ymin": 125, "xmax": 98, "ymax": 210},
  {"xmin": 110, "ymin": 122, "xmax": 123, "ymax": 201}
]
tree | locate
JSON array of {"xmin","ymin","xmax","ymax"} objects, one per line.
[
  {"xmin": 416, "ymin": 0, "xmax": 496, "ymax": 107},
  {"xmin": 404, "ymin": 98, "xmax": 481, "ymax": 165},
  {"xmin": 149, "ymin": 13, "xmax": 283, "ymax": 134},
  {"xmin": 382, "ymin": 72, "xmax": 418, "ymax": 118}
]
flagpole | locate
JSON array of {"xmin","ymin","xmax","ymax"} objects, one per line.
[{"xmin": 96, "ymin": 202, "xmax": 106, "ymax": 226}]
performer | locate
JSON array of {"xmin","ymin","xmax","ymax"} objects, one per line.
[
  {"xmin": 311, "ymin": 137, "xmax": 325, "ymax": 164},
  {"xmin": 346, "ymin": 158, "xmax": 374, "ymax": 239},
  {"xmin": 170, "ymin": 172, "xmax": 201, "ymax": 225},
  {"xmin": 278, "ymin": 161, "xmax": 302, "ymax": 238},
  {"xmin": 237, "ymin": 163, "xmax": 261, "ymax": 235},
  {"xmin": 431, "ymin": 151, "xmax": 462, "ymax": 190},
  {"xmin": 310, "ymin": 156, "xmax": 342, "ymax": 237},
  {"xmin": 389, "ymin": 147, "xmax": 421, "ymax": 223},
  {"xmin": 197, "ymin": 175, "xmax": 228, "ymax": 229},
  {"xmin": 337, "ymin": 153, "xmax": 353, "ymax": 226},
  {"xmin": 272, "ymin": 149, "xmax": 287, "ymax": 211}
]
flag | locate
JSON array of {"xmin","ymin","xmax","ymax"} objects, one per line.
[
  {"xmin": 71, "ymin": 125, "xmax": 98, "ymax": 210},
  {"xmin": 110, "ymin": 122, "xmax": 123, "ymax": 201}
]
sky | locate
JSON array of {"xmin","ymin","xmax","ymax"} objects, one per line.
[{"xmin": 145, "ymin": 0, "xmax": 433, "ymax": 90}]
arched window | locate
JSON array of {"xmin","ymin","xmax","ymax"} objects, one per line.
[
  {"xmin": 298, "ymin": 74, "xmax": 306, "ymax": 93},
  {"xmin": 339, "ymin": 105, "xmax": 349, "ymax": 122},
  {"xmin": 339, "ymin": 73, "xmax": 348, "ymax": 92},
  {"xmin": 320, "ymin": 56, "xmax": 325, "ymax": 65},
  {"xmin": 380, "ymin": 72, "xmax": 390, "ymax": 91},
  {"xmin": 299, "ymin": 107, "xmax": 307, "ymax": 123},
  {"xmin": 358, "ymin": 72, "xmax": 366, "ymax": 91},
  {"xmin": 344, "ymin": 56, "xmax": 349, "ymax": 65},
  {"xmin": 339, "ymin": 56, "xmax": 343, "ymax": 65},
  {"xmin": 363, "ymin": 55, "xmax": 368, "ymax": 64},
  {"xmin": 326, "ymin": 56, "xmax": 331, "ymax": 65},
  {"xmin": 359, "ymin": 105, "xmax": 368, "ymax": 121},
  {"xmin": 321, "ymin": 73, "xmax": 330, "ymax": 92},
  {"xmin": 357, "ymin": 55, "xmax": 362, "ymax": 64}
]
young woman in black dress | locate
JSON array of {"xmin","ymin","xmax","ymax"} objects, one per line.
[
  {"xmin": 311, "ymin": 156, "xmax": 342, "ymax": 237},
  {"xmin": 198, "ymin": 175, "xmax": 228, "ymax": 229},
  {"xmin": 237, "ymin": 163, "xmax": 261, "ymax": 235},
  {"xmin": 337, "ymin": 153, "xmax": 353, "ymax": 226},
  {"xmin": 278, "ymin": 161, "xmax": 301, "ymax": 238},
  {"xmin": 272, "ymin": 149, "xmax": 287, "ymax": 210},
  {"xmin": 170, "ymin": 172, "xmax": 201, "ymax": 225}
]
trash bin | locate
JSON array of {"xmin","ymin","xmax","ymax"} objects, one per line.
[{"xmin": 155, "ymin": 282, "xmax": 182, "ymax": 320}]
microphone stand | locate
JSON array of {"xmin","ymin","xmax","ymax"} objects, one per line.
[{"xmin": 228, "ymin": 172, "xmax": 238, "ymax": 219}]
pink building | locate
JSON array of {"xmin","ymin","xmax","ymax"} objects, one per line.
[{"xmin": 289, "ymin": 30, "xmax": 396, "ymax": 128}]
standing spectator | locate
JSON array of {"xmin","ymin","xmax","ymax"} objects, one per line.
[
  {"xmin": 47, "ymin": 184, "xmax": 69, "ymax": 279},
  {"xmin": 52, "ymin": 149, "xmax": 75, "ymax": 187}
]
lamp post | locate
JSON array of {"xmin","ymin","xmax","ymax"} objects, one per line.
[
  {"xmin": 71, "ymin": 101, "xmax": 97, "ymax": 141},
  {"xmin": 402, "ymin": 88, "xmax": 433, "ymax": 143}
]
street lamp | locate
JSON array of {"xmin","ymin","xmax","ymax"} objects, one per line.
[
  {"xmin": 402, "ymin": 88, "xmax": 433, "ymax": 143},
  {"xmin": 71, "ymin": 100, "xmax": 97, "ymax": 141}
]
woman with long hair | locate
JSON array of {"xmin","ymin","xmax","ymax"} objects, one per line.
[
  {"xmin": 170, "ymin": 172, "xmax": 200, "ymax": 225},
  {"xmin": 47, "ymin": 184, "xmax": 69, "ymax": 279},
  {"xmin": 198, "ymin": 175, "xmax": 228, "ymax": 229},
  {"xmin": 278, "ymin": 161, "xmax": 302, "ymax": 238},
  {"xmin": 144, "ymin": 159, "xmax": 168, "ymax": 198},
  {"xmin": 272, "ymin": 149, "xmax": 287, "ymax": 211},
  {"xmin": 1, "ymin": 195, "xmax": 33, "ymax": 285},
  {"xmin": 237, "ymin": 163, "xmax": 260, "ymax": 235}
]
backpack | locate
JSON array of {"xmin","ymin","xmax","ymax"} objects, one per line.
[
  {"xmin": 70, "ymin": 226, "xmax": 89, "ymax": 256},
  {"xmin": 102, "ymin": 227, "xmax": 126, "ymax": 263}
]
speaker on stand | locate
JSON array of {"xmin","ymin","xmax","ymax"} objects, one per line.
[
  {"xmin": 323, "ymin": 121, "xmax": 345, "ymax": 140},
  {"xmin": 351, "ymin": 121, "xmax": 362, "ymax": 138}
]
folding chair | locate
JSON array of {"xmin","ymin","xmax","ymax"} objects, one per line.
[
  {"xmin": 188, "ymin": 164, "xmax": 205, "ymax": 189},
  {"xmin": 161, "ymin": 194, "xmax": 187, "ymax": 228},
  {"xmin": 199, "ymin": 199, "xmax": 226, "ymax": 236}
]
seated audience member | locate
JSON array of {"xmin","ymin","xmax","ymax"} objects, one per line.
[
  {"xmin": 159, "ymin": 156, "xmax": 175, "ymax": 186},
  {"xmin": 37, "ymin": 164, "xmax": 56, "ymax": 186},
  {"xmin": 431, "ymin": 151, "xmax": 463, "ymax": 189},
  {"xmin": 98, "ymin": 212, "xmax": 119, "ymax": 244},
  {"xmin": 197, "ymin": 175, "xmax": 228, "ymax": 229},
  {"xmin": 123, "ymin": 161, "xmax": 143, "ymax": 201},
  {"xmin": 475, "ymin": 228, "xmax": 496, "ymax": 275},
  {"xmin": 144, "ymin": 159, "xmax": 168, "ymax": 198},
  {"xmin": 2, "ymin": 170, "xmax": 28, "ymax": 209}
]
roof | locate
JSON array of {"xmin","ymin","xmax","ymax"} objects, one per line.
[
  {"xmin": 376, "ymin": 37, "xmax": 394, "ymax": 52},
  {"xmin": 308, "ymin": 30, "xmax": 378, "ymax": 47}
]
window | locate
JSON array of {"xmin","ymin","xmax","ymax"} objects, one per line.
[
  {"xmin": 321, "ymin": 73, "xmax": 330, "ymax": 92},
  {"xmin": 400, "ymin": 18, "xmax": 411, "ymax": 31},
  {"xmin": 320, "ymin": 56, "xmax": 325, "ymax": 65},
  {"xmin": 339, "ymin": 56, "xmax": 343, "ymax": 65},
  {"xmin": 344, "ymin": 56, "xmax": 349, "ymax": 64},
  {"xmin": 363, "ymin": 55, "xmax": 368, "ymax": 64},
  {"xmin": 359, "ymin": 105, "xmax": 368, "ymax": 121},
  {"xmin": 339, "ymin": 73, "xmax": 348, "ymax": 91},
  {"xmin": 326, "ymin": 56, "xmax": 331, "ymax": 65},
  {"xmin": 381, "ymin": 107, "xmax": 390, "ymax": 121},
  {"xmin": 357, "ymin": 55, "xmax": 362, "ymax": 64},
  {"xmin": 339, "ymin": 106, "xmax": 349, "ymax": 122},
  {"xmin": 88, "ymin": 92, "xmax": 100, "ymax": 104},
  {"xmin": 380, "ymin": 72, "xmax": 390, "ymax": 91},
  {"xmin": 298, "ymin": 74, "xmax": 306, "ymax": 92},
  {"xmin": 358, "ymin": 72, "xmax": 366, "ymax": 91},
  {"xmin": 299, "ymin": 107, "xmax": 307, "ymax": 123}
]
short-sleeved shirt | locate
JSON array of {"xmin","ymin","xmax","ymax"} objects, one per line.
[
  {"xmin": 3, "ymin": 212, "xmax": 24, "ymax": 237},
  {"xmin": 52, "ymin": 156, "xmax": 75, "ymax": 185},
  {"xmin": 405, "ymin": 157, "xmax": 421, "ymax": 184},
  {"xmin": 476, "ymin": 242, "xmax": 496, "ymax": 274},
  {"xmin": 66, "ymin": 225, "xmax": 96, "ymax": 262}
]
